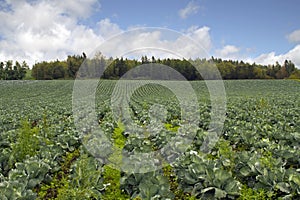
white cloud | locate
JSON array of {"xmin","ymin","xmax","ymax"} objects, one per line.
[
  {"xmin": 213, "ymin": 43, "xmax": 300, "ymax": 68},
  {"xmin": 185, "ymin": 26, "xmax": 211, "ymax": 52},
  {"xmin": 287, "ymin": 29, "xmax": 300, "ymax": 43},
  {"xmin": 178, "ymin": 1, "xmax": 200, "ymax": 19},
  {"xmin": 0, "ymin": 0, "xmax": 103, "ymax": 67},
  {"xmin": 285, "ymin": 45, "xmax": 300, "ymax": 67},
  {"xmin": 0, "ymin": 0, "xmax": 210, "ymax": 68},
  {"xmin": 97, "ymin": 18, "xmax": 123, "ymax": 39},
  {"xmin": 246, "ymin": 45, "xmax": 300, "ymax": 68},
  {"xmin": 93, "ymin": 26, "xmax": 212, "ymax": 60},
  {"xmin": 252, "ymin": 52, "xmax": 281, "ymax": 65},
  {"xmin": 215, "ymin": 45, "xmax": 240, "ymax": 59}
]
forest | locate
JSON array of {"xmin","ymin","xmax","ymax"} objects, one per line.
[
  {"xmin": 1, "ymin": 53, "xmax": 300, "ymax": 80},
  {"xmin": 0, "ymin": 60, "xmax": 29, "ymax": 80}
]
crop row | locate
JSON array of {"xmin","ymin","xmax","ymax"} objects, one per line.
[{"xmin": 0, "ymin": 80, "xmax": 299, "ymax": 199}]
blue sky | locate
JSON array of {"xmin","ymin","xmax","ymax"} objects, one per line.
[
  {"xmin": 92, "ymin": 0, "xmax": 299, "ymax": 57},
  {"xmin": 0, "ymin": 0, "xmax": 300, "ymax": 67}
]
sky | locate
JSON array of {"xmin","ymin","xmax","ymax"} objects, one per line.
[{"xmin": 0, "ymin": 0, "xmax": 300, "ymax": 68}]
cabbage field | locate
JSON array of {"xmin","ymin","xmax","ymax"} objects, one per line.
[{"xmin": 0, "ymin": 80, "xmax": 299, "ymax": 199}]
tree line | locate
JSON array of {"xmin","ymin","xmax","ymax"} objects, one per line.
[
  {"xmin": 31, "ymin": 54, "xmax": 86, "ymax": 80},
  {"xmin": 0, "ymin": 61, "xmax": 28, "ymax": 80},
  {"xmin": 31, "ymin": 53, "xmax": 300, "ymax": 80},
  {"xmin": 3, "ymin": 53, "xmax": 300, "ymax": 80}
]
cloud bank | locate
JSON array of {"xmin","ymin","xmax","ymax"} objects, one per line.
[
  {"xmin": 0, "ymin": 0, "xmax": 103, "ymax": 67},
  {"xmin": 0, "ymin": 0, "xmax": 212, "ymax": 67}
]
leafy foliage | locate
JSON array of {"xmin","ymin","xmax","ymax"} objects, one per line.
[
  {"xmin": 9, "ymin": 119, "xmax": 40, "ymax": 166},
  {"xmin": 0, "ymin": 60, "xmax": 28, "ymax": 80},
  {"xmin": 0, "ymin": 79, "xmax": 299, "ymax": 199},
  {"xmin": 31, "ymin": 53, "xmax": 299, "ymax": 80}
]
